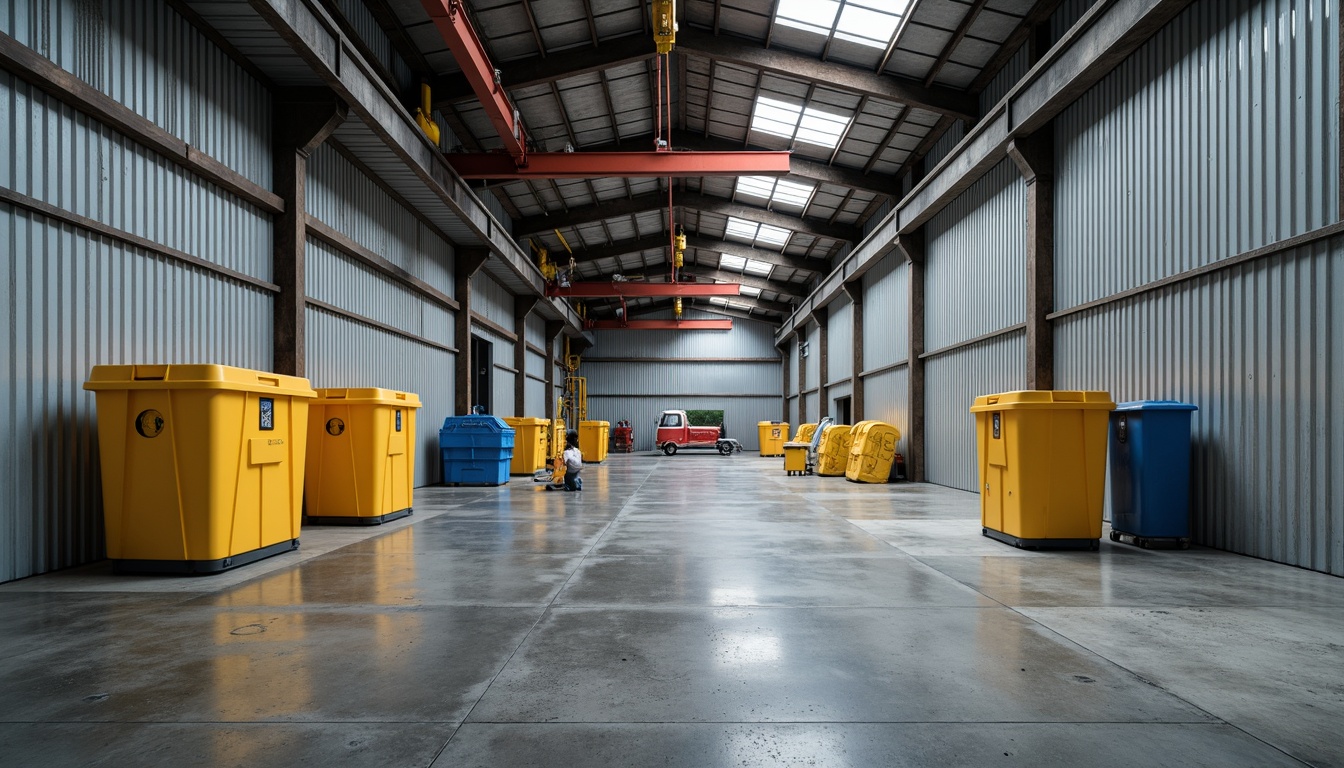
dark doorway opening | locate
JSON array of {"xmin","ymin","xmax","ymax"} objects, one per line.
[
  {"xmin": 834, "ymin": 396, "xmax": 852, "ymax": 425},
  {"xmin": 471, "ymin": 335, "xmax": 493, "ymax": 414}
]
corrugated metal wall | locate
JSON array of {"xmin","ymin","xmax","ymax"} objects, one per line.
[
  {"xmin": 1050, "ymin": 0, "xmax": 1341, "ymax": 574},
  {"xmin": 826, "ymin": 297, "xmax": 853, "ymax": 384},
  {"xmin": 306, "ymin": 239, "xmax": 454, "ymax": 347},
  {"xmin": 861, "ymin": 254, "xmax": 909, "ymax": 367},
  {"xmin": 1056, "ymin": 237, "xmax": 1343, "ymax": 575},
  {"xmin": 979, "ymin": 43, "xmax": 1032, "ymax": 113},
  {"xmin": 926, "ymin": 333, "xmax": 1027, "ymax": 491},
  {"xmin": 1055, "ymin": 0, "xmax": 1338, "ymax": 309},
  {"xmin": 306, "ymin": 309, "xmax": 454, "ymax": 487},
  {"xmin": 864, "ymin": 368, "xmax": 910, "ymax": 456},
  {"xmin": 1, "ymin": 0, "xmax": 272, "ymax": 186},
  {"xmin": 804, "ymin": 321, "xmax": 821, "ymax": 395},
  {"xmin": 472, "ymin": 273, "xmax": 517, "ymax": 331},
  {"xmin": 0, "ymin": 1, "xmax": 274, "ymax": 582},
  {"xmin": 925, "ymin": 159, "xmax": 1026, "ymax": 350},
  {"xmin": 329, "ymin": 0, "xmax": 416, "ymax": 93}
]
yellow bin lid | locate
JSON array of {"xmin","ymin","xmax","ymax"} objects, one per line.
[
  {"xmin": 580, "ymin": 420, "xmax": 610, "ymax": 426},
  {"xmin": 314, "ymin": 387, "xmax": 421, "ymax": 407},
  {"xmin": 84, "ymin": 364, "xmax": 316, "ymax": 398},
  {"xmin": 504, "ymin": 416, "xmax": 549, "ymax": 425},
  {"xmin": 970, "ymin": 390, "xmax": 1115, "ymax": 413}
]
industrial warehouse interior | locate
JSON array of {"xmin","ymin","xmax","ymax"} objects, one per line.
[{"xmin": 0, "ymin": 0, "xmax": 1340, "ymax": 766}]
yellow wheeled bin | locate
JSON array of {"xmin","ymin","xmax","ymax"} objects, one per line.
[
  {"xmin": 970, "ymin": 390, "xmax": 1116, "ymax": 550},
  {"xmin": 305, "ymin": 388, "xmax": 421, "ymax": 525},
  {"xmin": 782, "ymin": 442, "xmax": 810, "ymax": 475},
  {"xmin": 579, "ymin": 420, "xmax": 610, "ymax": 463},
  {"xmin": 815, "ymin": 424, "xmax": 854, "ymax": 476},
  {"xmin": 504, "ymin": 417, "xmax": 550, "ymax": 475},
  {"xmin": 845, "ymin": 421, "xmax": 902, "ymax": 483},
  {"xmin": 83, "ymin": 364, "xmax": 315, "ymax": 573},
  {"xmin": 758, "ymin": 421, "xmax": 789, "ymax": 457},
  {"xmin": 792, "ymin": 423, "xmax": 818, "ymax": 444}
]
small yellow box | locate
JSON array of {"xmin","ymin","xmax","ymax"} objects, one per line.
[
  {"xmin": 845, "ymin": 421, "xmax": 902, "ymax": 484},
  {"xmin": 757, "ymin": 421, "xmax": 789, "ymax": 457},
  {"xmin": 970, "ymin": 390, "xmax": 1116, "ymax": 550},
  {"xmin": 783, "ymin": 442, "xmax": 810, "ymax": 475},
  {"xmin": 305, "ymin": 388, "xmax": 421, "ymax": 525},
  {"xmin": 579, "ymin": 420, "xmax": 610, "ymax": 463},
  {"xmin": 792, "ymin": 423, "xmax": 818, "ymax": 444},
  {"xmin": 504, "ymin": 416, "xmax": 550, "ymax": 474},
  {"xmin": 83, "ymin": 364, "xmax": 315, "ymax": 573},
  {"xmin": 816, "ymin": 424, "xmax": 854, "ymax": 476}
]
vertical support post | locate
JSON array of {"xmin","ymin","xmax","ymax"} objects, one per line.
[
  {"xmin": 842, "ymin": 281, "xmax": 864, "ymax": 422},
  {"xmin": 777, "ymin": 338, "xmax": 791, "ymax": 423},
  {"xmin": 544, "ymin": 321, "xmax": 564, "ymax": 420},
  {"xmin": 271, "ymin": 88, "xmax": 346, "ymax": 377},
  {"xmin": 797, "ymin": 326, "xmax": 807, "ymax": 423},
  {"xmin": 1008, "ymin": 127, "xmax": 1055, "ymax": 390},
  {"xmin": 513, "ymin": 296, "xmax": 540, "ymax": 416},
  {"xmin": 814, "ymin": 306, "xmax": 829, "ymax": 420},
  {"xmin": 454, "ymin": 248, "xmax": 490, "ymax": 415},
  {"xmin": 897, "ymin": 231, "xmax": 926, "ymax": 483}
]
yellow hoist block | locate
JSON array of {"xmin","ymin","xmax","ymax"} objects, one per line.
[{"xmin": 652, "ymin": 0, "xmax": 677, "ymax": 53}]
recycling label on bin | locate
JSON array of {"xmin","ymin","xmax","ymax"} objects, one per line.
[
  {"xmin": 992, "ymin": 413, "xmax": 1001, "ymax": 439},
  {"xmin": 259, "ymin": 397, "xmax": 275, "ymax": 431},
  {"xmin": 326, "ymin": 418, "xmax": 345, "ymax": 436},
  {"xmin": 396, "ymin": 410, "xmax": 402, "ymax": 432},
  {"xmin": 135, "ymin": 409, "xmax": 164, "ymax": 438}
]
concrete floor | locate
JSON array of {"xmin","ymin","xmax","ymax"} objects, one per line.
[{"xmin": 1, "ymin": 454, "xmax": 1342, "ymax": 767}]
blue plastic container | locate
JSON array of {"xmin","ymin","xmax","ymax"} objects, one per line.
[
  {"xmin": 1108, "ymin": 400, "xmax": 1198, "ymax": 547},
  {"xmin": 439, "ymin": 415, "xmax": 515, "ymax": 486}
]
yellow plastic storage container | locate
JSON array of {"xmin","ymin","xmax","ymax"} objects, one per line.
[
  {"xmin": 504, "ymin": 416, "xmax": 550, "ymax": 475},
  {"xmin": 782, "ymin": 442, "xmax": 810, "ymax": 475},
  {"xmin": 970, "ymin": 390, "xmax": 1116, "ymax": 550},
  {"xmin": 83, "ymin": 364, "xmax": 315, "ymax": 573},
  {"xmin": 758, "ymin": 421, "xmax": 789, "ymax": 457},
  {"xmin": 815, "ymin": 424, "xmax": 854, "ymax": 476},
  {"xmin": 845, "ymin": 420, "xmax": 902, "ymax": 484},
  {"xmin": 793, "ymin": 423, "xmax": 818, "ymax": 444},
  {"xmin": 305, "ymin": 388, "xmax": 421, "ymax": 525},
  {"xmin": 579, "ymin": 420, "xmax": 610, "ymax": 463}
]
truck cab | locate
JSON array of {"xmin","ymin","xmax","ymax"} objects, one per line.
[{"xmin": 656, "ymin": 410, "xmax": 736, "ymax": 455}]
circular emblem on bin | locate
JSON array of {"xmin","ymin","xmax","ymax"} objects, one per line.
[
  {"xmin": 326, "ymin": 417, "xmax": 346, "ymax": 436},
  {"xmin": 135, "ymin": 410, "xmax": 165, "ymax": 438}
]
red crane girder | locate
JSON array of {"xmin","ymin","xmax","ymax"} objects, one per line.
[
  {"xmin": 585, "ymin": 319, "xmax": 734, "ymax": 330},
  {"xmin": 446, "ymin": 151, "xmax": 791, "ymax": 179}
]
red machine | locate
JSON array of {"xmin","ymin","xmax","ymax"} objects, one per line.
[
  {"xmin": 655, "ymin": 410, "xmax": 741, "ymax": 456},
  {"xmin": 612, "ymin": 420, "xmax": 634, "ymax": 453}
]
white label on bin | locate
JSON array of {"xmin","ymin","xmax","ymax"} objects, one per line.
[
  {"xmin": 396, "ymin": 410, "xmax": 402, "ymax": 432},
  {"xmin": 992, "ymin": 413, "xmax": 1001, "ymax": 440},
  {"xmin": 259, "ymin": 398, "xmax": 275, "ymax": 431}
]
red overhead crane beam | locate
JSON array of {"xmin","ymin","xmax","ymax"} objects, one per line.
[
  {"xmin": 420, "ymin": 0, "xmax": 527, "ymax": 163},
  {"xmin": 446, "ymin": 150, "xmax": 792, "ymax": 179},
  {"xmin": 549, "ymin": 282, "xmax": 742, "ymax": 298},
  {"xmin": 586, "ymin": 319, "xmax": 734, "ymax": 331}
]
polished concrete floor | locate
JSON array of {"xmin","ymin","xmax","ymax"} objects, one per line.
[{"xmin": 1, "ymin": 454, "xmax": 1342, "ymax": 767}]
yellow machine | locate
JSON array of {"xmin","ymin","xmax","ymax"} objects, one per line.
[
  {"xmin": 815, "ymin": 424, "xmax": 854, "ymax": 476},
  {"xmin": 305, "ymin": 388, "xmax": 421, "ymax": 525},
  {"xmin": 414, "ymin": 82, "xmax": 440, "ymax": 145},
  {"xmin": 971, "ymin": 390, "xmax": 1116, "ymax": 550}
]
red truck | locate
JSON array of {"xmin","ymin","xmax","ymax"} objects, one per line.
[{"xmin": 655, "ymin": 410, "xmax": 741, "ymax": 455}]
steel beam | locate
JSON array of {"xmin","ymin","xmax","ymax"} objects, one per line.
[
  {"xmin": 586, "ymin": 318, "xmax": 733, "ymax": 330},
  {"xmin": 550, "ymin": 282, "xmax": 742, "ymax": 298},
  {"xmin": 676, "ymin": 28, "xmax": 977, "ymax": 122},
  {"xmin": 445, "ymin": 150, "xmax": 792, "ymax": 179},
  {"xmin": 562, "ymin": 233, "xmax": 829, "ymax": 275},
  {"xmin": 434, "ymin": 34, "xmax": 654, "ymax": 105},
  {"xmin": 419, "ymin": 0, "xmax": 527, "ymax": 162},
  {"xmin": 514, "ymin": 190, "xmax": 860, "ymax": 243},
  {"xmin": 579, "ymin": 263, "xmax": 807, "ymax": 300}
]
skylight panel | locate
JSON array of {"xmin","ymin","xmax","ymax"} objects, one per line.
[
  {"xmin": 739, "ymin": 285, "xmax": 762, "ymax": 297},
  {"xmin": 719, "ymin": 253, "xmax": 747, "ymax": 270},
  {"xmin": 735, "ymin": 176, "xmax": 777, "ymax": 201},
  {"xmin": 724, "ymin": 217, "xmax": 759, "ymax": 243},
  {"xmin": 744, "ymin": 259, "xmax": 774, "ymax": 276},
  {"xmin": 751, "ymin": 96, "xmax": 849, "ymax": 149},
  {"xmin": 774, "ymin": 0, "xmax": 840, "ymax": 35},
  {"xmin": 755, "ymin": 223, "xmax": 792, "ymax": 246},
  {"xmin": 735, "ymin": 176, "xmax": 815, "ymax": 209}
]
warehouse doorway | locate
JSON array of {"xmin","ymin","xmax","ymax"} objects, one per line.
[
  {"xmin": 834, "ymin": 396, "xmax": 851, "ymax": 425},
  {"xmin": 471, "ymin": 335, "xmax": 492, "ymax": 413}
]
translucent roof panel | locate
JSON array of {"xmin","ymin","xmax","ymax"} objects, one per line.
[
  {"xmin": 739, "ymin": 285, "xmax": 762, "ymax": 297},
  {"xmin": 725, "ymin": 217, "xmax": 794, "ymax": 249},
  {"xmin": 744, "ymin": 259, "xmax": 774, "ymax": 276},
  {"xmin": 750, "ymin": 97, "xmax": 851, "ymax": 149},
  {"xmin": 719, "ymin": 253, "xmax": 747, "ymax": 270},
  {"xmin": 774, "ymin": 0, "xmax": 910, "ymax": 51},
  {"xmin": 734, "ymin": 176, "xmax": 815, "ymax": 210}
]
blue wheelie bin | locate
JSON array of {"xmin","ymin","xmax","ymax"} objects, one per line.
[
  {"xmin": 439, "ymin": 415, "xmax": 515, "ymax": 486},
  {"xmin": 1107, "ymin": 400, "xmax": 1199, "ymax": 549}
]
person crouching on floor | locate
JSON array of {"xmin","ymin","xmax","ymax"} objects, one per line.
[{"xmin": 563, "ymin": 430, "xmax": 584, "ymax": 492}]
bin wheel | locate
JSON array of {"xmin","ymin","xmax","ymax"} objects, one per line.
[
  {"xmin": 1179, "ymin": 539, "xmax": 1191, "ymax": 550},
  {"xmin": 1137, "ymin": 537, "xmax": 1150, "ymax": 549},
  {"xmin": 662, "ymin": 442, "xmax": 678, "ymax": 456},
  {"xmin": 1090, "ymin": 540, "xmax": 1100, "ymax": 551},
  {"xmin": 717, "ymin": 441, "xmax": 733, "ymax": 455},
  {"xmin": 1109, "ymin": 531, "xmax": 1121, "ymax": 542}
]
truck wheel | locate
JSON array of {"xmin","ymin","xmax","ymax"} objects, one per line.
[
  {"xmin": 662, "ymin": 442, "xmax": 678, "ymax": 456},
  {"xmin": 717, "ymin": 441, "xmax": 733, "ymax": 455}
]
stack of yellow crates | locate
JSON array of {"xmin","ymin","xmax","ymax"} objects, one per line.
[{"xmin": 845, "ymin": 420, "xmax": 902, "ymax": 483}]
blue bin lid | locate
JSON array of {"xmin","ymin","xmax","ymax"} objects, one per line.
[
  {"xmin": 1114, "ymin": 400, "xmax": 1198, "ymax": 412},
  {"xmin": 440, "ymin": 415, "xmax": 514, "ymax": 432}
]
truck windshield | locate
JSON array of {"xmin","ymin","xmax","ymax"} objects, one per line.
[{"xmin": 659, "ymin": 413, "xmax": 681, "ymax": 427}]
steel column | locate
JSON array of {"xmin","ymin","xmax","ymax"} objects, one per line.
[
  {"xmin": 814, "ymin": 307, "xmax": 829, "ymax": 420},
  {"xmin": 455, "ymin": 249, "xmax": 489, "ymax": 415},
  {"xmin": 897, "ymin": 232, "xmax": 926, "ymax": 483},
  {"xmin": 1008, "ymin": 127, "xmax": 1055, "ymax": 390},
  {"xmin": 514, "ymin": 296, "xmax": 539, "ymax": 416},
  {"xmin": 544, "ymin": 321, "xmax": 564, "ymax": 419},
  {"xmin": 842, "ymin": 281, "xmax": 864, "ymax": 422}
]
